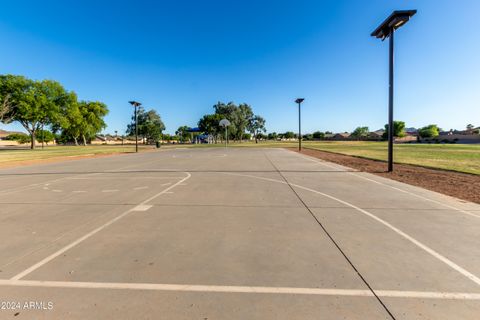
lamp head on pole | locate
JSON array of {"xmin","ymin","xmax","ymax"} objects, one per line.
[
  {"xmin": 295, "ymin": 98, "xmax": 304, "ymax": 104},
  {"xmin": 371, "ymin": 10, "xmax": 416, "ymax": 40},
  {"xmin": 129, "ymin": 100, "xmax": 142, "ymax": 107}
]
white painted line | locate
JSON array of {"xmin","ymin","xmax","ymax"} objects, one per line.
[
  {"xmin": 295, "ymin": 151, "xmax": 480, "ymax": 218},
  {"xmin": 52, "ymin": 189, "xmax": 62, "ymax": 193},
  {"xmin": 132, "ymin": 205, "xmax": 152, "ymax": 211},
  {"xmin": 133, "ymin": 186, "xmax": 149, "ymax": 190},
  {"xmin": 72, "ymin": 190, "xmax": 87, "ymax": 193},
  {"xmin": 101, "ymin": 189, "xmax": 119, "ymax": 193},
  {"xmin": 69, "ymin": 177, "xmax": 183, "ymax": 180},
  {"xmin": 375, "ymin": 290, "xmax": 480, "ymax": 300},
  {"xmin": 350, "ymin": 173, "xmax": 480, "ymax": 218},
  {"xmin": 0, "ymin": 156, "xmax": 172, "ymax": 196},
  {"xmin": 10, "ymin": 172, "xmax": 191, "ymax": 281},
  {"xmin": 0, "ymin": 280, "xmax": 479, "ymax": 300},
  {"xmin": 223, "ymin": 172, "xmax": 480, "ymax": 287},
  {"xmin": 0, "ymin": 173, "xmax": 102, "ymax": 196}
]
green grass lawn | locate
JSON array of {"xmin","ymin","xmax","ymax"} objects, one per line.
[
  {"xmin": 0, "ymin": 145, "xmax": 154, "ymax": 166},
  {"xmin": 300, "ymin": 141, "xmax": 480, "ymax": 175},
  {"xmin": 181, "ymin": 140, "xmax": 480, "ymax": 175}
]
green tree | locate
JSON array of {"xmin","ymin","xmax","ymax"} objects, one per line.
[
  {"xmin": 268, "ymin": 132, "xmax": 278, "ymax": 140},
  {"xmin": 0, "ymin": 75, "xmax": 69, "ymax": 149},
  {"xmin": 78, "ymin": 101, "xmax": 109, "ymax": 145},
  {"xmin": 383, "ymin": 121, "xmax": 406, "ymax": 139},
  {"xmin": 213, "ymin": 102, "xmax": 238, "ymax": 139},
  {"xmin": 284, "ymin": 131, "xmax": 295, "ymax": 139},
  {"xmin": 141, "ymin": 110, "xmax": 165, "ymax": 143},
  {"xmin": 176, "ymin": 125, "xmax": 191, "ymax": 142},
  {"xmin": 59, "ymin": 98, "xmax": 108, "ymax": 146},
  {"xmin": 243, "ymin": 133, "xmax": 252, "ymax": 140},
  {"xmin": 126, "ymin": 106, "xmax": 145, "ymax": 141},
  {"xmin": 198, "ymin": 113, "xmax": 222, "ymax": 143},
  {"xmin": 351, "ymin": 126, "xmax": 370, "ymax": 139},
  {"xmin": 127, "ymin": 108, "xmax": 165, "ymax": 144},
  {"xmin": 0, "ymin": 92, "xmax": 13, "ymax": 123},
  {"xmin": 418, "ymin": 124, "xmax": 440, "ymax": 138},
  {"xmin": 247, "ymin": 115, "xmax": 266, "ymax": 143},
  {"xmin": 235, "ymin": 103, "xmax": 253, "ymax": 141},
  {"xmin": 256, "ymin": 133, "xmax": 267, "ymax": 140},
  {"xmin": 312, "ymin": 131, "xmax": 325, "ymax": 139},
  {"xmin": 5, "ymin": 133, "xmax": 30, "ymax": 144},
  {"xmin": 303, "ymin": 133, "xmax": 313, "ymax": 141},
  {"xmin": 36, "ymin": 129, "xmax": 55, "ymax": 144},
  {"xmin": 60, "ymin": 97, "xmax": 83, "ymax": 145}
]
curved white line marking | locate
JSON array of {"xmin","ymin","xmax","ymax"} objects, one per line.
[
  {"xmin": 223, "ymin": 172, "xmax": 480, "ymax": 286},
  {"xmin": 11, "ymin": 172, "xmax": 192, "ymax": 281},
  {"xmin": 295, "ymin": 151, "xmax": 480, "ymax": 218}
]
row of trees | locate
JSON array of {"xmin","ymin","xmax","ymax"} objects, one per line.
[
  {"xmin": 0, "ymin": 74, "xmax": 108, "ymax": 148},
  {"xmin": 350, "ymin": 122, "xmax": 459, "ymax": 139},
  {"xmin": 197, "ymin": 102, "xmax": 266, "ymax": 143}
]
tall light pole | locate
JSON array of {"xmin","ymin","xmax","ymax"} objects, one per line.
[
  {"xmin": 129, "ymin": 100, "xmax": 141, "ymax": 153},
  {"xmin": 295, "ymin": 98, "xmax": 304, "ymax": 151},
  {"xmin": 371, "ymin": 10, "xmax": 416, "ymax": 172}
]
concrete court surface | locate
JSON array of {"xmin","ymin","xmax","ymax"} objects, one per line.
[{"xmin": 0, "ymin": 147, "xmax": 479, "ymax": 320}]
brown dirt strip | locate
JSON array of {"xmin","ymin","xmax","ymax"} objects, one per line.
[{"xmin": 289, "ymin": 147, "xmax": 480, "ymax": 204}]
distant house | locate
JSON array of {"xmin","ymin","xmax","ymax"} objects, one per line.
[
  {"xmin": 332, "ymin": 132, "xmax": 351, "ymax": 140},
  {"xmin": 405, "ymin": 127, "xmax": 418, "ymax": 134},
  {"xmin": 439, "ymin": 130, "xmax": 454, "ymax": 136},
  {"xmin": 444, "ymin": 128, "xmax": 480, "ymax": 135},
  {"xmin": 368, "ymin": 129, "xmax": 385, "ymax": 140},
  {"xmin": 0, "ymin": 129, "xmax": 10, "ymax": 139},
  {"xmin": 91, "ymin": 135, "xmax": 112, "ymax": 144},
  {"xmin": 465, "ymin": 127, "xmax": 480, "ymax": 135}
]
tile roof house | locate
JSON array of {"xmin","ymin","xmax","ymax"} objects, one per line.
[{"xmin": 332, "ymin": 132, "xmax": 351, "ymax": 140}]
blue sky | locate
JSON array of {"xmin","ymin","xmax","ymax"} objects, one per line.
[{"xmin": 1, "ymin": 0, "xmax": 479, "ymax": 134}]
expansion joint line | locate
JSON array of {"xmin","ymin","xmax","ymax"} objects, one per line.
[{"xmin": 262, "ymin": 151, "xmax": 397, "ymax": 320}]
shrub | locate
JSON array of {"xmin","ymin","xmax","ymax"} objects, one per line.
[{"xmin": 5, "ymin": 133, "xmax": 30, "ymax": 144}]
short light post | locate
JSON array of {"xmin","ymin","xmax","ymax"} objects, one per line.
[
  {"xmin": 219, "ymin": 119, "xmax": 231, "ymax": 149},
  {"xmin": 371, "ymin": 10, "xmax": 416, "ymax": 172},
  {"xmin": 295, "ymin": 98, "xmax": 304, "ymax": 151},
  {"xmin": 128, "ymin": 100, "xmax": 141, "ymax": 153}
]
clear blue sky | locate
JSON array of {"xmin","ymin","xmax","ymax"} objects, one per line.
[{"xmin": 1, "ymin": 0, "xmax": 479, "ymax": 134}]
